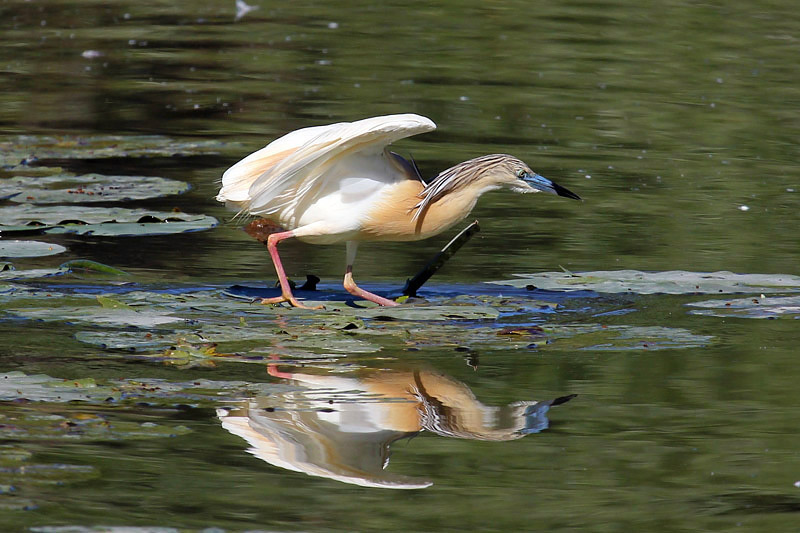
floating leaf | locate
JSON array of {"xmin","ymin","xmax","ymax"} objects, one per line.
[
  {"xmin": 74, "ymin": 328, "xmax": 268, "ymax": 351},
  {"xmin": 268, "ymin": 332, "xmax": 381, "ymax": 354},
  {"xmin": 688, "ymin": 295, "xmax": 800, "ymax": 319},
  {"xmin": 0, "ymin": 174, "xmax": 191, "ymax": 204},
  {"xmin": 0, "ymin": 240, "xmax": 66, "ymax": 258},
  {"xmin": 0, "ymin": 371, "xmax": 287, "ymax": 407},
  {"xmin": 0, "ymin": 267, "xmax": 64, "ymax": 281},
  {"xmin": 223, "ymin": 286, "xmax": 502, "ymax": 320},
  {"xmin": 406, "ymin": 322, "xmax": 711, "ymax": 352},
  {"xmin": 0, "ymin": 284, "xmax": 543, "ymax": 357},
  {"xmin": 489, "ymin": 270, "xmax": 800, "ymax": 295},
  {"xmin": 95, "ymin": 295, "xmax": 133, "ymax": 309},
  {"xmin": 0, "ymin": 283, "xmax": 51, "ymax": 301},
  {"xmin": 357, "ymin": 303, "xmax": 500, "ymax": 321},
  {"xmin": 97, "ymin": 287, "xmax": 502, "ymax": 322},
  {"xmin": 74, "ymin": 330, "xmax": 180, "ymax": 351},
  {"xmin": 75, "ymin": 322, "xmax": 383, "ymax": 357},
  {"xmin": 0, "ymin": 164, "xmax": 63, "ymax": 179},
  {"xmin": 0, "ymin": 134, "xmax": 238, "ymax": 164},
  {"xmin": 49, "ymin": 219, "xmax": 218, "ymax": 237},
  {"xmin": 0, "ymin": 372, "xmax": 114, "ymax": 403},
  {"xmin": 542, "ymin": 324, "xmax": 713, "ymax": 351},
  {"xmin": 7, "ymin": 304, "xmax": 183, "ymax": 327},
  {"xmin": 0, "ymin": 205, "xmax": 218, "ymax": 237}
]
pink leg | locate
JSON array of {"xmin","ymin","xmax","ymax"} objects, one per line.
[
  {"xmin": 343, "ymin": 265, "xmax": 399, "ymax": 306},
  {"xmin": 260, "ymin": 230, "xmax": 322, "ymax": 310}
]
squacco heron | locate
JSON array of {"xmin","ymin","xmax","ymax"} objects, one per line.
[{"xmin": 217, "ymin": 113, "xmax": 580, "ymax": 308}]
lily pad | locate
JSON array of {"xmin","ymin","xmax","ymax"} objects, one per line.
[
  {"xmin": 0, "ymin": 240, "xmax": 66, "ymax": 258},
  {"xmin": 0, "ymin": 174, "xmax": 191, "ymax": 204},
  {"xmin": 98, "ymin": 288, "xmax": 502, "ymax": 323},
  {"xmin": 7, "ymin": 304, "xmax": 184, "ymax": 327},
  {"xmin": 223, "ymin": 286, "xmax": 503, "ymax": 320},
  {"xmin": 489, "ymin": 270, "xmax": 800, "ymax": 295},
  {"xmin": 0, "ymin": 165, "xmax": 64, "ymax": 180},
  {"xmin": 29, "ymin": 528, "xmax": 182, "ymax": 533},
  {"xmin": 0, "ymin": 372, "xmax": 120, "ymax": 403},
  {"xmin": 2, "ymin": 282, "xmax": 598, "ymax": 363},
  {"xmin": 74, "ymin": 325, "xmax": 382, "ymax": 355},
  {"xmin": 400, "ymin": 321, "xmax": 712, "ymax": 352},
  {"xmin": 1, "ymin": 284, "xmax": 557, "ymax": 360},
  {"xmin": 0, "ymin": 371, "xmax": 292, "ymax": 410},
  {"xmin": 542, "ymin": 324, "xmax": 714, "ymax": 351},
  {"xmin": 0, "ymin": 205, "xmax": 217, "ymax": 237},
  {"xmin": 0, "ymin": 134, "xmax": 237, "ymax": 165},
  {"xmin": 0, "ymin": 371, "xmax": 287, "ymax": 407},
  {"xmin": 0, "ymin": 267, "xmax": 65, "ymax": 281},
  {"xmin": 688, "ymin": 295, "xmax": 800, "ymax": 319}
]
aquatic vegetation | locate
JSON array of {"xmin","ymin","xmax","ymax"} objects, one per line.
[
  {"xmin": 0, "ymin": 134, "xmax": 237, "ymax": 164},
  {"xmin": 0, "ymin": 240, "xmax": 66, "ymax": 258},
  {"xmin": 0, "ymin": 134, "xmax": 225, "ymax": 254},
  {"xmin": 490, "ymin": 270, "xmax": 800, "ymax": 295},
  {"xmin": 688, "ymin": 295, "xmax": 800, "ymax": 319},
  {"xmin": 0, "ymin": 205, "xmax": 218, "ymax": 237},
  {"xmin": 0, "ymin": 174, "xmax": 191, "ymax": 204}
]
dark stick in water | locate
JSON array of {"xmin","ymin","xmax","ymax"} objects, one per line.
[{"xmin": 402, "ymin": 220, "xmax": 480, "ymax": 297}]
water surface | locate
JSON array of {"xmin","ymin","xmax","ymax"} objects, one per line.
[{"xmin": 2, "ymin": 0, "xmax": 800, "ymax": 531}]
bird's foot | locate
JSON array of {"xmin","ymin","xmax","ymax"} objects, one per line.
[
  {"xmin": 259, "ymin": 294, "xmax": 324, "ymax": 310},
  {"xmin": 343, "ymin": 280, "xmax": 400, "ymax": 306},
  {"xmin": 362, "ymin": 293, "xmax": 400, "ymax": 307}
]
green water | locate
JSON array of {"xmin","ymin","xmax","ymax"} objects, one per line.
[{"xmin": 2, "ymin": 0, "xmax": 800, "ymax": 531}]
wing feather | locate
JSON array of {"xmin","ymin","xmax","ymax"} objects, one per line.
[{"xmin": 217, "ymin": 114, "xmax": 435, "ymax": 215}]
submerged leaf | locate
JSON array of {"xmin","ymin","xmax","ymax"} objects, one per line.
[
  {"xmin": 489, "ymin": 270, "xmax": 800, "ymax": 295},
  {"xmin": 60, "ymin": 259, "xmax": 129, "ymax": 276},
  {"xmin": 0, "ymin": 443, "xmax": 98, "ymax": 491}
]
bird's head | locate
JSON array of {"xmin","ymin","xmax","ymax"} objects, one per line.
[
  {"xmin": 485, "ymin": 155, "xmax": 582, "ymax": 200},
  {"xmin": 413, "ymin": 153, "xmax": 581, "ymax": 222}
]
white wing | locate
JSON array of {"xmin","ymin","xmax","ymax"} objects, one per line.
[{"xmin": 217, "ymin": 114, "xmax": 436, "ymax": 217}]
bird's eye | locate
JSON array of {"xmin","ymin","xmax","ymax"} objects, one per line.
[{"xmin": 516, "ymin": 169, "xmax": 526, "ymax": 179}]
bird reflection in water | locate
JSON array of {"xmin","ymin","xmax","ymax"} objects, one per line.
[{"xmin": 217, "ymin": 362, "xmax": 575, "ymax": 489}]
